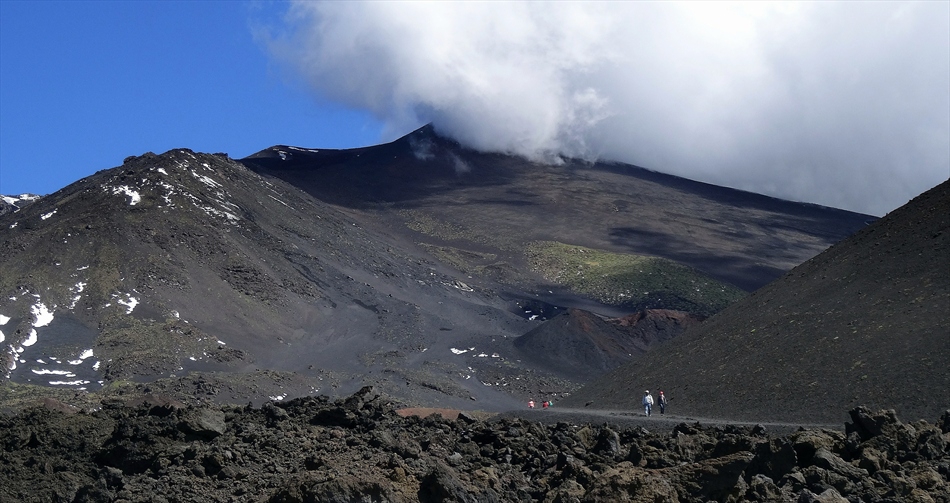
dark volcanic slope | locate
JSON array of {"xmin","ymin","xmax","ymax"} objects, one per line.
[
  {"xmin": 0, "ymin": 126, "xmax": 878, "ymax": 413},
  {"xmin": 242, "ymin": 125, "xmax": 873, "ymax": 295},
  {"xmin": 562, "ymin": 180, "xmax": 950, "ymax": 424},
  {"xmin": 514, "ymin": 308, "xmax": 703, "ymax": 381},
  {"xmin": 0, "ymin": 150, "xmax": 556, "ymax": 410}
]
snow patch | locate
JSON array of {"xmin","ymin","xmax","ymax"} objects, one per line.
[
  {"xmin": 157, "ymin": 168, "xmax": 168, "ymax": 175},
  {"xmin": 268, "ymin": 195, "xmax": 290, "ymax": 207},
  {"xmin": 191, "ymin": 171, "xmax": 222, "ymax": 188},
  {"xmin": 9, "ymin": 222, "xmax": 17, "ymax": 229},
  {"xmin": 68, "ymin": 348, "xmax": 94, "ymax": 365},
  {"xmin": 269, "ymin": 393, "xmax": 287, "ymax": 401},
  {"xmin": 40, "ymin": 209, "xmax": 57, "ymax": 220},
  {"xmin": 49, "ymin": 380, "xmax": 90, "ymax": 386},
  {"xmin": 22, "ymin": 329, "xmax": 38, "ymax": 347},
  {"xmin": 69, "ymin": 282, "xmax": 87, "ymax": 309},
  {"xmin": 0, "ymin": 330, "xmax": 4, "ymax": 343},
  {"xmin": 31, "ymin": 301, "xmax": 54, "ymax": 327},
  {"xmin": 111, "ymin": 185, "xmax": 142, "ymax": 205},
  {"xmin": 32, "ymin": 368, "xmax": 74, "ymax": 376},
  {"xmin": 116, "ymin": 295, "xmax": 139, "ymax": 314},
  {"xmin": 0, "ymin": 315, "xmax": 9, "ymax": 325}
]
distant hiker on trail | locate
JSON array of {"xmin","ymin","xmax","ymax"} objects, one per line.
[
  {"xmin": 542, "ymin": 400, "xmax": 549, "ymax": 409},
  {"xmin": 642, "ymin": 390, "xmax": 654, "ymax": 416},
  {"xmin": 658, "ymin": 391, "xmax": 667, "ymax": 414},
  {"xmin": 528, "ymin": 400, "xmax": 535, "ymax": 409}
]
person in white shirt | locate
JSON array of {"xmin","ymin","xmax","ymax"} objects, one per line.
[{"xmin": 642, "ymin": 390, "xmax": 654, "ymax": 416}]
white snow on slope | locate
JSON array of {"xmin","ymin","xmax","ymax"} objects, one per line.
[
  {"xmin": 191, "ymin": 171, "xmax": 222, "ymax": 189},
  {"xmin": 111, "ymin": 185, "xmax": 142, "ymax": 205},
  {"xmin": 68, "ymin": 348, "xmax": 95, "ymax": 365},
  {"xmin": 32, "ymin": 368, "xmax": 74, "ymax": 376},
  {"xmin": 116, "ymin": 295, "xmax": 139, "ymax": 314},
  {"xmin": 40, "ymin": 209, "xmax": 57, "ymax": 220},
  {"xmin": 0, "ymin": 315, "xmax": 9, "ymax": 325},
  {"xmin": 31, "ymin": 302, "xmax": 54, "ymax": 327},
  {"xmin": 69, "ymin": 282, "xmax": 87, "ymax": 309},
  {"xmin": 22, "ymin": 329, "xmax": 38, "ymax": 347},
  {"xmin": 50, "ymin": 380, "xmax": 90, "ymax": 386}
]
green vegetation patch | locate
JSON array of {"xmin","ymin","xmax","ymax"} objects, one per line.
[
  {"xmin": 402, "ymin": 210, "xmax": 472, "ymax": 242},
  {"xmin": 525, "ymin": 241, "xmax": 745, "ymax": 316}
]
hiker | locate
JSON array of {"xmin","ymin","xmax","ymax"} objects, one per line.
[
  {"xmin": 528, "ymin": 400, "xmax": 535, "ymax": 409},
  {"xmin": 642, "ymin": 390, "xmax": 654, "ymax": 416},
  {"xmin": 542, "ymin": 400, "xmax": 549, "ymax": 409},
  {"xmin": 658, "ymin": 391, "xmax": 667, "ymax": 414}
]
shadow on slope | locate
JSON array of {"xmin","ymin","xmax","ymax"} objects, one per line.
[{"xmin": 514, "ymin": 308, "xmax": 704, "ymax": 381}]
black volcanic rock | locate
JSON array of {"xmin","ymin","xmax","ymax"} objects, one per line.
[
  {"xmin": 562, "ymin": 179, "xmax": 950, "ymax": 424},
  {"xmin": 0, "ymin": 393, "xmax": 946, "ymax": 502}
]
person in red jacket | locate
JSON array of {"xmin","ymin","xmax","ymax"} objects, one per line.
[{"xmin": 658, "ymin": 391, "xmax": 668, "ymax": 414}]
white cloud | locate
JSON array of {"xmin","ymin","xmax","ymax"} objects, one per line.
[{"xmin": 267, "ymin": 1, "xmax": 949, "ymax": 216}]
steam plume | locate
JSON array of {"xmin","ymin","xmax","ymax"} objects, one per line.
[{"xmin": 266, "ymin": 2, "xmax": 949, "ymax": 216}]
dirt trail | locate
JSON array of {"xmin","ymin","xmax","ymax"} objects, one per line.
[{"xmin": 496, "ymin": 406, "xmax": 842, "ymax": 435}]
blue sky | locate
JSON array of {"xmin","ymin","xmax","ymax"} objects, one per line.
[
  {"xmin": 0, "ymin": 1, "xmax": 384, "ymax": 197},
  {"xmin": 2, "ymin": 2, "xmax": 948, "ymax": 216}
]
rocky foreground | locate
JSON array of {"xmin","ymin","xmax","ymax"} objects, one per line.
[{"xmin": 1, "ymin": 388, "xmax": 947, "ymax": 502}]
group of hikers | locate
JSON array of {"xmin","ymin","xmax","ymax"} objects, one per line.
[
  {"xmin": 527, "ymin": 399, "xmax": 553, "ymax": 409},
  {"xmin": 526, "ymin": 391, "xmax": 667, "ymax": 416},
  {"xmin": 641, "ymin": 390, "xmax": 667, "ymax": 416}
]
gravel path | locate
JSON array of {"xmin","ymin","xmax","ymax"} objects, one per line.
[{"xmin": 494, "ymin": 406, "xmax": 842, "ymax": 436}]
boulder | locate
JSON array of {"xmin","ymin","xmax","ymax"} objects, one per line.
[{"xmin": 178, "ymin": 408, "xmax": 226, "ymax": 439}]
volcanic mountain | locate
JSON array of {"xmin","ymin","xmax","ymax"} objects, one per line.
[
  {"xmin": 0, "ymin": 126, "xmax": 874, "ymax": 412},
  {"xmin": 562, "ymin": 179, "xmax": 950, "ymax": 424}
]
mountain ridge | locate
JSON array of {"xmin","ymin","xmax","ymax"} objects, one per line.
[{"xmin": 1, "ymin": 127, "xmax": 881, "ymax": 415}]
